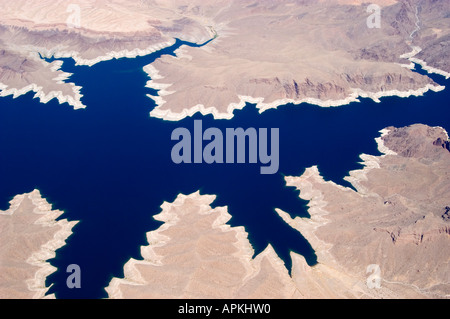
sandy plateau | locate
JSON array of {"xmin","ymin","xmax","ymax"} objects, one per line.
[
  {"xmin": 106, "ymin": 192, "xmax": 298, "ymax": 298},
  {"xmin": 0, "ymin": 190, "xmax": 78, "ymax": 299},
  {"xmin": 145, "ymin": 0, "xmax": 450, "ymax": 120},
  {"xmin": 283, "ymin": 124, "xmax": 450, "ymax": 298},
  {"xmin": 0, "ymin": 1, "xmax": 449, "ymax": 119},
  {"xmin": 106, "ymin": 124, "xmax": 449, "ymax": 299}
]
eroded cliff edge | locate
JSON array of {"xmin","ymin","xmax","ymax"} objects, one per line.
[
  {"xmin": 1, "ymin": 1, "xmax": 450, "ymax": 119},
  {"xmin": 0, "ymin": 190, "xmax": 78, "ymax": 298},
  {"xmin": 284, "ymin": 124, "xmax": 450, "ymax": 298},
  {"xmin": 107, "ymin": 124, "xmax": 449, "ymax": 298},
  {"xmin": 2, "ymin": 125, "xmax": 446, "ymax": 298}
]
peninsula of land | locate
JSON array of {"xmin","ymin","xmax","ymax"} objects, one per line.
[
  {"xmin": 107, "ymin": 124, "xmax": 449, "ymax": 299},
  {"xmin": 0, "ymin": 190, "xmax": 78, "ymax": 299},
  {"xmin": 0, "ymin": 0, "xmax": 449, "ymax": 119}
]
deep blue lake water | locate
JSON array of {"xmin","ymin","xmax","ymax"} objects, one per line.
[{"xmin": 0, "ymin": 38, "xmax": 449, "ymax": 298}]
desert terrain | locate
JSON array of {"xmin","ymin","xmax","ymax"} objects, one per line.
[
  {"xmin": 107, "ymin": 124, "xmax": 449, "ymax": 299},
  {"xmin": 0, "ymin": 0, "xmax": 449, "ymax": 299},
  {"xmin": 0, "ymin": 190, "xmax": 78, "ymax": 299},
  {"xmin": 0, "ymin": 1, "xmax": 449, "ymax": 119}
]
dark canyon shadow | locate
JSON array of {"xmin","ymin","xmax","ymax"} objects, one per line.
[{"xmin": 0, "ymin": 38, "xmax": 449, "ymax": 298}]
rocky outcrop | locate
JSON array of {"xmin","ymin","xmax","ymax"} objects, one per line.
[
  {"xmin": 146, "ymin": 0, "xmax": 449, "ymax": 120},
  {"xmin": 433, "ymin": 137, "xmax": 450, "ymax": 152},
  {"xmin": 383, "ymin": 124, "xmax": 450, "ymax": 158},
  {"xmin": 0, "ymin": 0, "xmax": 212, "ymax": 109},
  {"xmin": 106, "ymin": 192, "xmax": 298, "ymax": 299},
  {"xmin": 1, "ymin": 1, "xmax": 449, "ymax": 118},
  {"xmin": 0, "ymin": 190, "xmax": 78, "ymax": 299},
  {"xmin": 107, "ymin": 124, "xmax": 449, "ymax": 299},
  {"xmin": 442, "ymin": 206, "xmax": 450, "ymax": 221},
  {"xmin": 284, "ymin": 124, "xmax": 450, "ymax": 298}
]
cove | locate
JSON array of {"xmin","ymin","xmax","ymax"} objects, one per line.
[{"xmin": 0, "ymin": 38, "xmax": 449, "ymax": 299}]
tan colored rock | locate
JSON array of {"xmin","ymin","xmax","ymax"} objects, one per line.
[
  {"xmin": 146, "ymin": 0, "xmax": 450, "ymax": 120},
  {"xmin": 0, "ymin": 0, "xmax": 211, "ymax": 108},
  {"xmin": 284, "ymin": 124, "xmax": 450, "ymax": 299},
  {"xmin": 0, "ymin": 190, "xmax": 78, "ymax": 299},
  {"xmin": 108, "ymin": 124, "xmax": 449, "ymax": 299},
  {"xmin": 106, "ymin": 191, "xmax": 298, "ymax": 299},
  {"xmin": 1, "ymin": 1, "xmax": 449, "ymax": 118}
]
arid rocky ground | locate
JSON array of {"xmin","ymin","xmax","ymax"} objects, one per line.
[
  {"xmin": 106, "ymin": 125, "xmax": 449, "ymax": 299},
  {"xmin": 1, "ymin": 1, "xmax": 449, "ymax": 118},
  {"xmin": 0, "ymin": 0, "xmax": 449, "ymax": 299}
]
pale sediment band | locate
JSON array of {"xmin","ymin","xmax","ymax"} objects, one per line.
[
  {"xmin": 0, "ymin": 190, "xmax": 78, "ymax": 299},
  {"xmin": 39, "ymin": 40, "xmax": 176, "ymax": 67},
  {"xmin": 147, "ymin": 80, "xmax": 445, "ymax": 121}
]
